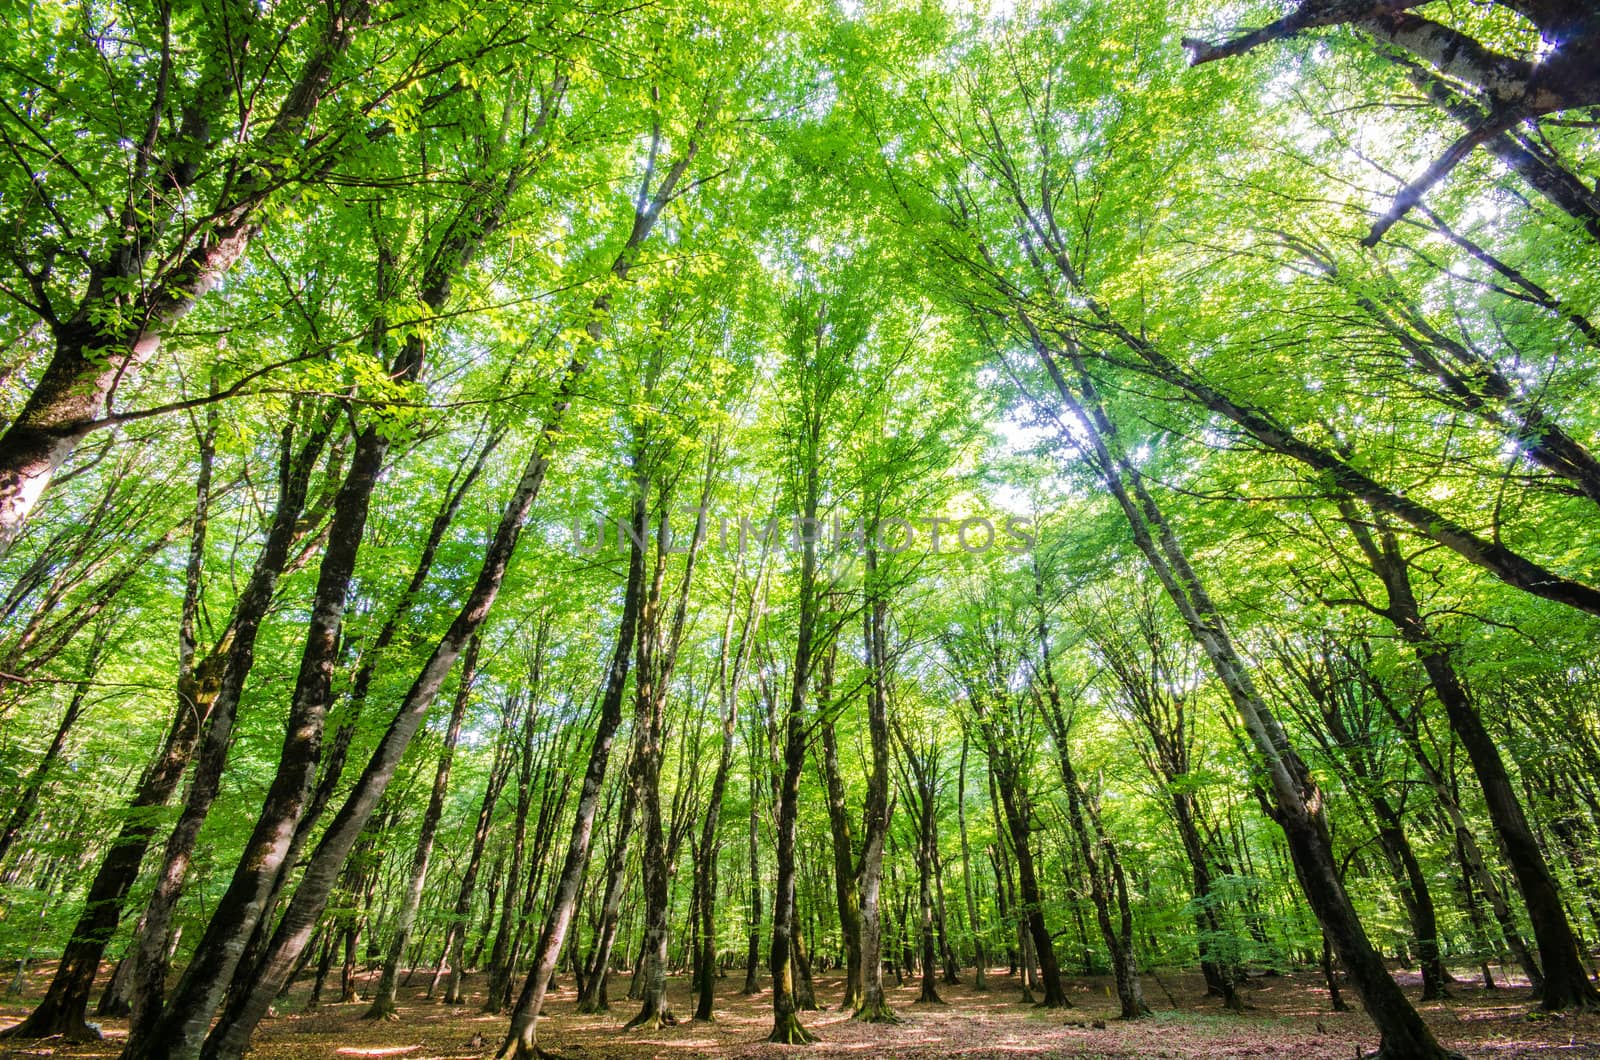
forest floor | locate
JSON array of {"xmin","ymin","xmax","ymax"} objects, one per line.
[{"xmin": 3, "ymin": 963, "xmax": 1598, "ymax": 1059}]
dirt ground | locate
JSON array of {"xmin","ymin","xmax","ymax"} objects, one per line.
[{"xmin": 3, "ymin": 963, "xmax": 1598, "ymax": 1059}]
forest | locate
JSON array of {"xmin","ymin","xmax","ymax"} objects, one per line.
[{"xmin": 0, "ymin": 1, "xmax": 1597, "ymax": 1058}]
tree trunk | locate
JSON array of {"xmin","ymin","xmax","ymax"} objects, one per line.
[
  {"xmin": 0, "ymin": 0, "xmax": 367, "ymax": 556},
  {"xmin": 742, "ymin": 770, "xmax": 764, "ymax": 996},
  {"xmin": 625, "ymin": 463, "xmax": 715, "ymax": 1031},
  {"xmin": 1342, "ymin": 507, "xmax": 1598, "ymax": 1010},
  {"xmin": 1027, "ymin": 333, "xmax": 1457, "ymax": 1057},
  {"xmin": 693, "ymin": 558, "xmax": 757, "ymax": 1021},
  {"xmin": 767, "ymin": 695, "xmax": 816, "ymax": 1044},
  {"xmin": 578, "ymin": 772, "xmax": 638, "ymax": 1013},
  {"xmin": 767, "ymin": 426, "xmax": 822, "ymax": 1047},
  {"xmin": 1042, "ymin": 691, "xmax": 1148, "ymax": 1019},
  {"xmin": 493, "ymin": 490, "xmax": 648, "ymax": 1059},
  {"xmin": 894, "ymin": 724, "xmax": 945, "ymax": 1006},
  {"xmin": 957, "ymin": 735, "xmax": 987, "ymax": 990},
  {"xmin": 854, "ymin": 555, "xmax": 899, "ymax": 1023},
  {"xmin": 986, "ymin": 745, "xmax": 1069, "ymax": 1007},
  {"xmin": 364, "ymin": 635, "xmax": 480, "ymax": 1019},
  {"xmin": 820, "ymin": 715, "xmax": 864, "ymax": 1011}
]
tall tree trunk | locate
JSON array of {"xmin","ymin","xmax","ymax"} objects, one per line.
[
  {"xmin": 1033, "ymin": 594, "xmax": 1144, "ymax": 1015},
  {"xmin": 1373, "ymin": 795, "xmax": 1448, "ymax": 1001},
  {"xmin": 1171, "ymin": 791, "xmax": 1241, "ymax": 1009},
  {"xmin": 577, "ymin": 770, "xmax": 638, "ymax": 1013},
  {"xmin": 623, "ymin": 694, "xmax": 675, "ymax": 1029},
  {"xmin": 767, "ymin": 416, "xmax": 822, "ymax": 1047},
  {"xmin": 992, "ymin": 756, "xmax": 1069, "ymax": 1007},
  {"xmin": 957, "ymin": 734, "xmax": 987, "ymax": 991},
  {"xmin": 792, "ymin": 906, "xmax": 818, "ymax": 1010},
  {"xmin": 954, "ymin": 642, "xmax": 1069, "ymax": 1011},
  {"xmin": 1026, "ymin": 332, "xmax": 1456, "ymax": 1057},
  {"xmin": 493, "ymin": 490, "xmax": 648, "ymax": 1059},
  {"xmin": 693, "ymin": 553, "xmax": 760, "ymax": 1021},
  {"xmin": 767, "ymin": 684, "xmax": 816, "ymax": 1044},
  {"xmin": 820, "ymin": 713, "xmax": 864, "ymax": 1012},
  {"xmin": 742, "ymin": 769, "xmax": 764, "ymax": 995},
  {"xmin": 626, "ymin": 458, "xmax": 715, "ymax": 1031},
  {"xmin": 0, "ymin": 0, "xmax": 368, "ymax": 556},
  {"xmin": 237, "ymin": 419, "xmax": 502, "ymax": 1015},
  {"xmin": 364, "ymin": 635, "xmax": 480, "ymax": 1019},
  {"xmin": 893, "ymin": 722, "xmax": 945, "ymax": 1006},
  {"xmin": 4, "ymin": 415, "xmax": 323, "ymax": 1047},
  {"xmin": 854, "ymin": 551, "xmax": 899, "ymax": 1023},
  {"xmin": 1341, "ymin": 504, "xmax": 1599, "ymax": 1011}
]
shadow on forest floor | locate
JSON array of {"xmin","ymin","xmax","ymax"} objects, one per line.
[{"xmin": 3, "ymin": 963, "xmax": 1597, "ymax": 1058}]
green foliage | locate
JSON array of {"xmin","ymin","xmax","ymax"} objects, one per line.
[{"xmin": 2, "ymin": 0, "xmax": 1598, "ymax": 1025}]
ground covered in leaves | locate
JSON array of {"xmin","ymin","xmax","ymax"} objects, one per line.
[{"xmin": 3, "ymin": 965, "xmax": 1598, "ymax": 1059}]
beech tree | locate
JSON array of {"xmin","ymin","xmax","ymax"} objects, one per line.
[{"xmin": 2, "ymin": 3, "xmax": 1598, "ymax": 1060}]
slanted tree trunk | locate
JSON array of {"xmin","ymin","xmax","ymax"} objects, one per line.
[
  {"xmin": 141, "ymin": 74, "xmax": 571, "ymax": 1058},
  {"xmin": 1339, "ymin": 503, "xmax": 1599, "ymax": 1011},
  {"xmin": 206, "ymin": 386, "xmax": 585, "ymax": 1059},
  {"xmin": 493, "ymin": 105, "xmax": 709, "ymax": 1058},
  {"xmin": 470, "ymin": 856, "xmax": 503, "ymax": 972},
  {"xmin": 1322, "ymin": 933, "xmax": 1351, "ymax": 1012},
  {"xmin": 438, "ymin": 702, "xmax": 516, "ymax": 1003},
  {"xmin": 1398, "ymin": 714, "xmax": 1544, "ymax": 994},
  {"xmin": 6, "ymin": 415, "xmax": 325, "ymax": 1047},
  {"xmin": 493, "ymin": 490, "xmax": 648, "ymax": 1059},
  {"xmin": 1025, "ymin": 331, "xmax": 1456, "ymax": 1057},
  {"xmin": 0, "ymin": 0, "xmax": 368, "ymax": 555},
  {"xmin": 223, "ymin": 422, "xmax": 500, "ymax": 1019},
  {"xmin": 502, "ymin": 744, "xmax": 574, "ymax": 1008},
  {"xmin": 364, "ymin": 635, "xmax": 481, "ymax": 1019}
]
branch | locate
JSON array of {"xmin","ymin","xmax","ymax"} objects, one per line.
[
  {"xmin": 1363, "ymin": 114, "xmax": 1513, "ymax": 244},
  {"xmin": 1182, "ymin": 0, "xmax": 1434, "ymax": 65}
]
